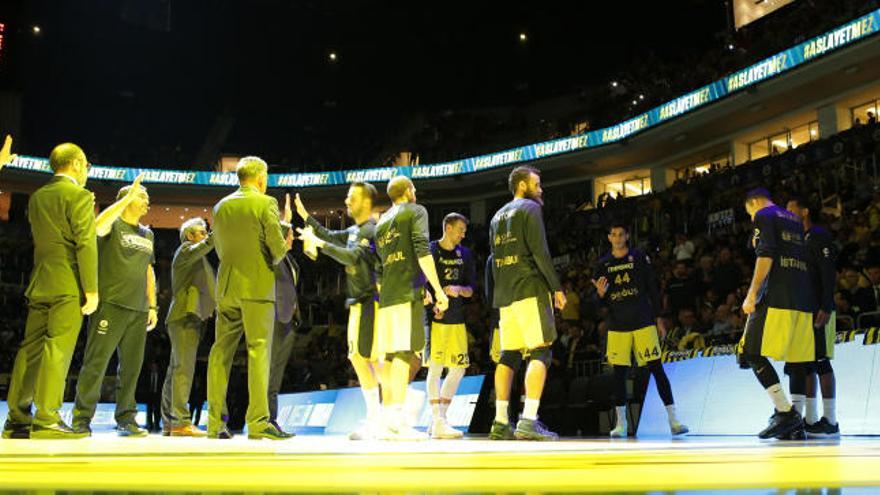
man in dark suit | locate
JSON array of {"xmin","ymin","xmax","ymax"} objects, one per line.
[
  {"xmin": 207, "ymin": 156, "xmax": 292, "ymax": 440},
  {"xmin": 3, "ymin": 143, "xmax": 99, "ymax": 439},
  {"xmin": 161, "ymin": 217, "xmax": 215, "ymax": 437},
  {"xmin": 268, "ymin": 253, "xmax": 301, "ymax": 436}
]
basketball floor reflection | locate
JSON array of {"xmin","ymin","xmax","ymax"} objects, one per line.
[{"xmin": 0, "ymin": 434, "xmax": 879, "ymax": 493}]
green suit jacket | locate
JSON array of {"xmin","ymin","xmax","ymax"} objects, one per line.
[
  {"xmin": 25, "ymin": 175, "xmax": 98, "ymax": 300},
  {"xmin": 212, "ymin": 185, "xmax": 290, "ymax": 304},
  {"xmin": 166, "ymin": 233, "xmax": 216, "ymax": 324}
]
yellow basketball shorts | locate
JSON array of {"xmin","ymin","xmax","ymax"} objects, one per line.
[
  {"xmin": 427, "ymin": 322, "xmax": 470, "ymax": 368},
  {"xmin": 739, "ymin": 305, "xmax": 815, "ymax": 363},
  {"xmin": 498, "ymin": 294, "xmax": 556, "ymax": 351},
  {"xmin": 376, "ymin": 301, "xmax": 426, "ymax": 356},
  {"xmin": 606, "ymin": 325, "xmax": 662, "ymax": 367}
]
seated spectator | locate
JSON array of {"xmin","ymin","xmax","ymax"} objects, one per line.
[
  {"xmin": 561, "ymin": 279, "xmax": 581, "ymax": 326},
  {"xmin": 853, "ymin": 262, "xmax": 880, "ymax": 325},
  {"xmin": 673, "ymin": 233, "xmax": 695, "ymax": 261},
  {"xmin": 665, "ymin": 260, "xmax": 697, "ymax": 316},
  {"xmin": 711, "ymin": 247, "xmax": 742, "ymax": 300},
  {"xmin": 705, "ymin": 304, "xmax": 737, "ymax": 345},
  {"xmin": 665, "ymin": 308, "xmax": 702, "ymax": 350}
]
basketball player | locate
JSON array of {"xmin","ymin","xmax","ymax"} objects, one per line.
[{"xmin": 592, "ymin": 223, "xmax": 688, "ymax": 438}]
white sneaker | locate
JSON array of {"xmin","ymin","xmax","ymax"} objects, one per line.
[
  {"xmin": 431, "ymin": 418, "xmax": 464, "ymax": 439},
  {"xmin": 388, "ymin": 424, "xmax": 428, "ymax": 441},
  {"xmin": 610, "ymin": 421, "xmax": 627, "ymax": 438},
  {"xmin": 670, "ymin": 421, "xmax": 689, "ymax": 436},
  {"xmin": 348, "ymin": 421, "xmax": 380, "ymax": 441}
]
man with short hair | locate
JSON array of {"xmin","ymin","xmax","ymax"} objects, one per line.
[
  {"xmin": 3, "ymin": 143, "xmax": 100, "ymax": 439},
  {"xmin": 740, "ymin": 188, "xmax": 815, "ymax": 440},
  {"xmin": 424, "ymin": 212, "xmax": 476, "ymax": 439},
  {"xmin": 593, "ymin": 223, "xmax": 688, "ymax": 438},
  {"xmin": 207, "ymin": 156, "xmax": 293, "ymax": 440},
  {"xmin": 73, "ymin": 180, "xmax": 158, "ymax": 437},
  {"xmin": 787, "ymin": 196, "xmax": 840, "ymax": 437},
  {"xmin": 295, "ymin": 183, "xmax": 384, "ymax": 440},
  {"xmin": 161, "ymin": 217, "xmax": 215, "ymax": 437},
  {"xmin": 374, "ymin": 175, "xmax": 448, "ymax": 440},
  {"xmin": 489, "ymin": 165, "xmax": 566, "ymax": 441}
]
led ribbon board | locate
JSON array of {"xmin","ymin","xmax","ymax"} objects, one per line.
[{"xmin": 7, "ymin": 9, "xmax": 879, "ymax": 187}]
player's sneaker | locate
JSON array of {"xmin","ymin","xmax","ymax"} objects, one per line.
[
  {"xmin": 805, "ymin": 418, "xmax": 840, "ymax": 438},
  {"xmin": 387, "ymin": 424, "xmax": 428, "ymax": 441},
  {"xmin": 348, "ymin": 421, "xmax": 380, "ymax": 441},
  {"xmin": 514, "ymin": 419, "xmax": 559, "ymax": 441},
  {"xmin": 777, "ymin": 424, "xmax": 807, "ymax": 440},
  {"xmin": 487, "ymin": 421, "xmax": 515, "ymax": 440},
  {"xmin": 431, "ymin": 418, "xmax": 464, "ymax": 439},
  {"xmin": 610, "ymin": 421, "xmax": 627, "ymax": 438},
  {"xmin": 758, "ymin": 409, "xmax": 803, "ymax": 439},
  {"xmin": 670, "ymin": 421, "xmax": 689, "ymax": 436}
]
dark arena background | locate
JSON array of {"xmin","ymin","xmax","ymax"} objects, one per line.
[{"xmin": 1, "ymin": 0, "xmax": 880, "ymax": 493}]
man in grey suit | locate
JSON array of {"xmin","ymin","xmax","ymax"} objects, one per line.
[
  {"xmin": 161, "ymin": 217, "xmax": 215, "ymax": 437},
  {"xmin": 268, "ymin": 252, "xmax": 301, "ymax": 437},
  {"xmin": 3, "ymin": 143, "xmax": 99, "ymax": 439},
  {"xmin": 207, "ymin": 156, "xmax": 292, "ymax": 440}
]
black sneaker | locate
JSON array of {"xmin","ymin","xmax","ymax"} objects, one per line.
[
  {"xmin": 117, "ymin": 423, "xmax": 149, "ymax": 437},
  {"xmin": 805, "ymin": 417, "xmax": 840, "ymax": 438},
  {"xmin": 72, "ymin": 422, "xmax": 92, "ymax": 437},
  {"xmin": 487, "ymin": 421, "xmax": 515, "ymax": 440},
  {"xmin": 208, "ymin": 427, "xmax": 234, "ymax": 439},
  {"xmin": 514, "ymin": 419, "xmax": 559, "ymax": 441},
  {"xmin": 30, "ymin": 422, "xmax": 90, "ymax": 439},
  {"xmin": 758, "ymin": 409, "xmax": 803, "ymax": 439},
  {"xmin": 2, "ymin": 421, "xmax": 31, "ymax": 439},
  {"xmin": 268, "ymin": 421, "xmax": 296, "ymax": 439},
  {"xmin": 248, "ymin": 423, "xmax": 291, "ymax": 441},
  {"xmin": 777, "ymin": 424, "xmax": 807, "ymax": 440}
]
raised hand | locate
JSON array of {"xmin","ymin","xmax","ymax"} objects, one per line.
[
  {"xmin": 283, "ymin": 193, "xmax": 293, "ymax": 223},
  {"xmin": 591, "ymin": 277, "xmax": 609, "ymax": 298},
  {"xmin": 0, "ymin": 135, "xmax": 16, "ymax": 169},
  {"xmin": 294, "ymin": 193, "xmax": 309, "ymax": 221}
]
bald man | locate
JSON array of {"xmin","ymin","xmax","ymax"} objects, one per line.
[
  {"xmin": 4, "ymin": 143, "xmax": 98, "ymax": 439},
  {"xmin": 374, "ymin": 176, "xmax": 448, "ymax": 440}
]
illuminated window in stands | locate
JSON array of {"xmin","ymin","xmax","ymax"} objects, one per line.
[
  {"xmin": 851, "ymin": 99, "xmax": 879, "ymax": 125},
  {"xmin": 602, "ymin": 176, "xmax": 651, "ymax": 199},
  {"xmin": 675, "ymin": 154, "xmax": 731, "ymax": 180},
  {"xmin": 748, "ymin": 120, "xmax": 819, "ymax": 161}
]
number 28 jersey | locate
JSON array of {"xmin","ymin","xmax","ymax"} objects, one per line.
[{"xmin": 593, "ymin": 249, "xmax": 661, "ymax": 332}]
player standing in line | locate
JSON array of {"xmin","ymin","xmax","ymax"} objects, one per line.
[
  {"xmin": 592, "ymin": 223, "xmax": 688, "ymax": 438},
  {"xmin": 786, "ymin": 196, "xmax": 839, "ymax": 437},
  {"xmin": 740, "ymin": 188, "xmax": 815, "ymax": 439},
  {"xmin": 424, "ymin": 213, "xmax": 476, "ymax": 439},
  {"xmin": 295, "ymin": 183, "xmax": 386, "ymax": 440},
  {"xmin": 488, "ymin": 165, "xmax": 565, "ymax": 441},
  {"xmin": 374, "ymin": 176, "xmax": 448, "ymax": 440}
]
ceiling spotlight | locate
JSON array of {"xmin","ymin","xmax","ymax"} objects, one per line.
[
  {"xmin": 611, "ymin": 81, "xmax": 618, "ymax": 88},
  {"xmin": 632, "ymin": 100, "xmax": 637, "ymax": 105},
  {"xmin": 639, "ymin": 94, "xmax": 644, "ymax": 100},
  {"xmin": 328, "ymin": 52, "xmax": 338, "ymax": 62},
  {"xmin": 32, "ymin": 25, "xmax": 41, "ymax": 35},
  {"xmin": 519, "ymin": 33, "xmax": 527, "ymax": 42},
  {"xmin": 727, "ymin": 43, "xmax": 735, "ymax": 50}
]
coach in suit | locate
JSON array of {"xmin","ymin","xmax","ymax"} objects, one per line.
[
  {"xmin": 3, "ymin": 143, "xmax": 98, "ymax": 439},
  {"xmin": 207, "ymin": 156, "xmax": 292, "ymax": 440},
  {"xmin": 268, "ymin": 253, "xmax": 301, "ymax": 436},
  {"xmin": 161, "ymin": 217, "xmax": 215, "ymax": 437}
]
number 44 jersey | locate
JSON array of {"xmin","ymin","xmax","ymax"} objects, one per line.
[{"xmin": 593, "ymin": 249, "xmax": 662, "ymax": 332}]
